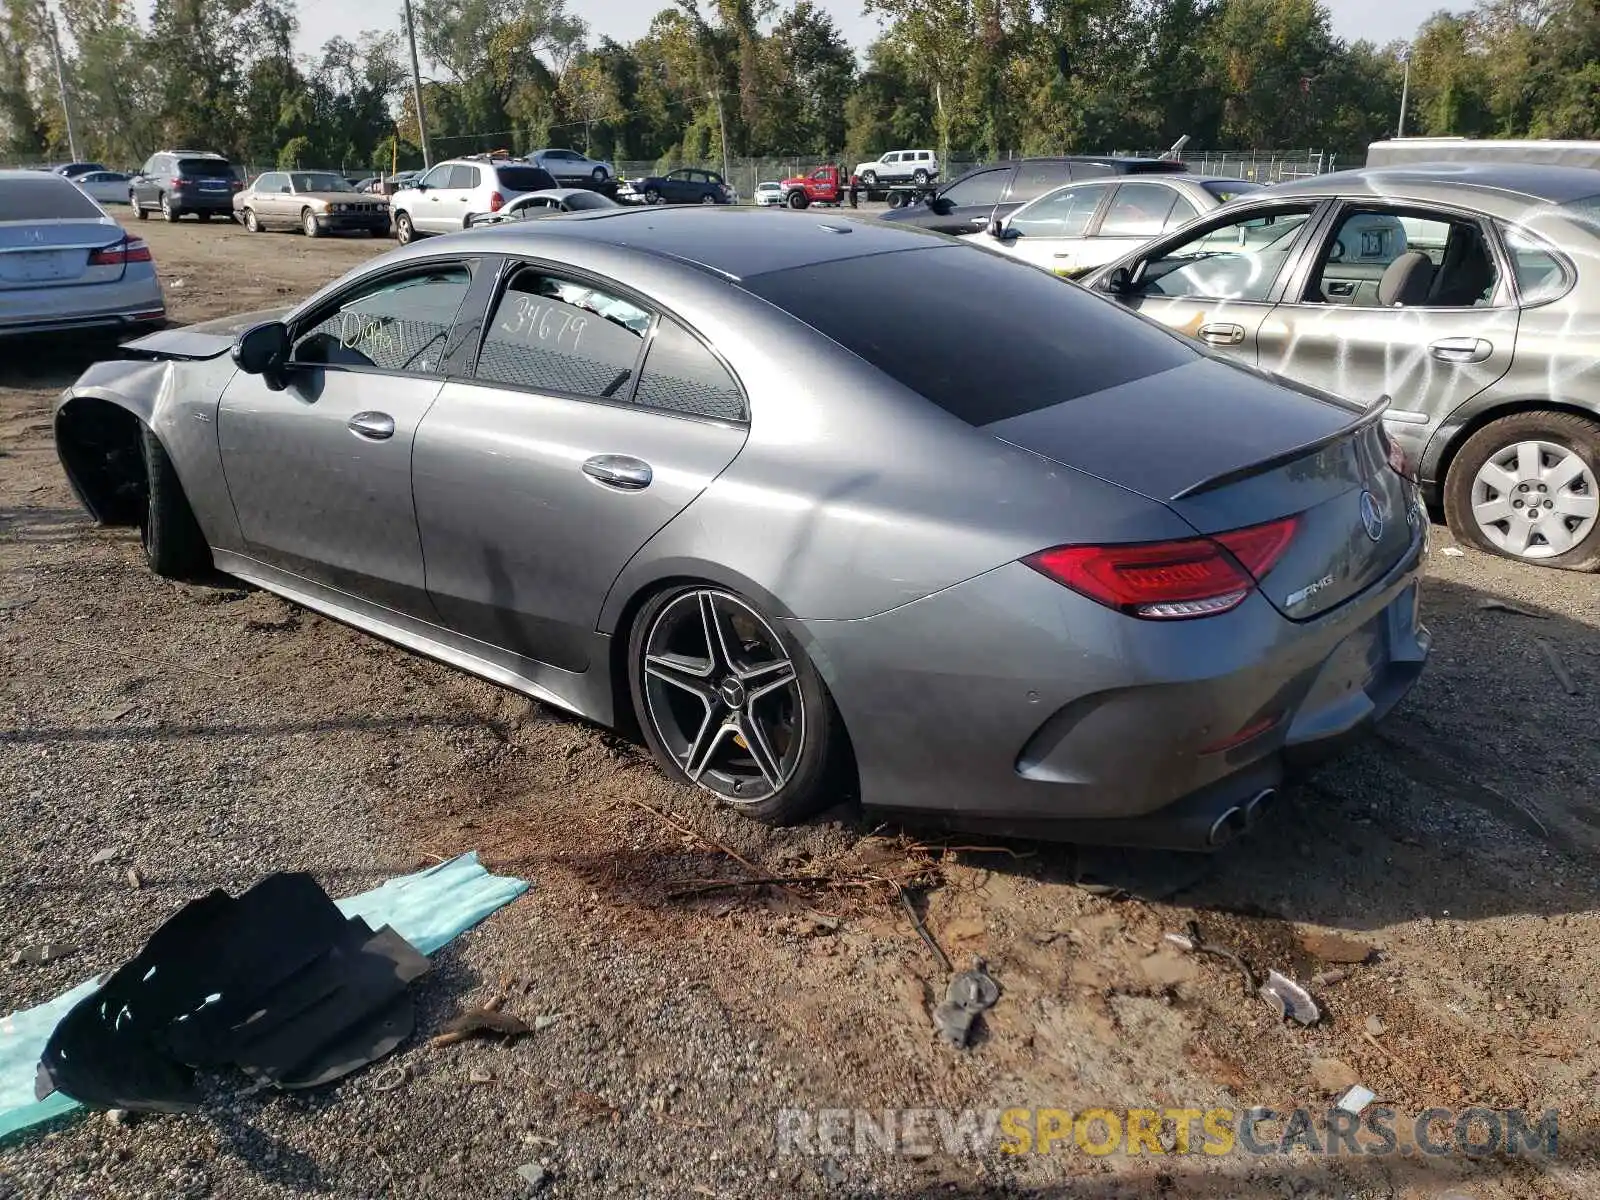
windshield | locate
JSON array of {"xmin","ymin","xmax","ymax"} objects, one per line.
[
  {"xmin": 293, "ymin": 173, "xmax": 353, "ymax": 193},
  {"xmin": 0, "ymin": 175, "xmax": 104, "ymax": 220}
]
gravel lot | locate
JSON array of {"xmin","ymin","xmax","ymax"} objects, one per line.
[{"xmin": 1, "ymin": 213, "xmax": 1598, "ymax": 1199}]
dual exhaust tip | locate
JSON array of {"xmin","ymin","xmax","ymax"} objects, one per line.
[{"xmin": 1206, "ymin": 788, "xmax": 1277, "ymax": 848}]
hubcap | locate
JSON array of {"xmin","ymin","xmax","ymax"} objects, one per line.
[
  {"xmin": 641, "ymin": 590, "xmax": 804, "ymax": 804},
  {"xmin": 1471, "ymin": 439, "xmax": 1598, "ymax": 559}
]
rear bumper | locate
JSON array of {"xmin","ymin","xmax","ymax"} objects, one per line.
[
  {"xmin": 171, "ymin": 191, "xmax": 237, "ymax": 212},
  {"xmin": 792, "ymin": 518, "xmax": 1429, "ymax": 849},
  {"xmin": 0, "ymin": 275, "xmax": 166, "ymax": 338}
]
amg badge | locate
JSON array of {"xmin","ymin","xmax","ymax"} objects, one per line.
[{"xmin": 1286, "ymin": 574, "xmax": 1335, "ymax": 609}]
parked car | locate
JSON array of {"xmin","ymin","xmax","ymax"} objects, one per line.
[
  {"xmin": 1082, "ymin": 162, "xmax": 1600, "ymax": 570},
  {"xmin": 388, "ymin": 158, "xmax": 557, "ymax": 243},
  {"xmin": 234, "ymin": 170, "xmax": 391, "ymax": 238},
  {"xmin": 51, "ymin": 209, "xmax": 1427, "ymax": 846},
  {"xmin": 853, "ymin": 149, "xmax": 939, "ymax": 189},
  {"xmin": 880, "ymin": 156, "xmax": 1189, "ymax": 236},
  {"xmin": 525, "ymin": 148, "xmax": 614, "ymax": 183},
  {"xmin": 72, "ymin": 170, "xmax": 135, "ymax": 207},
  {"xmin": 53, "ymin": 162, "xmax": 106, "ymax": 179},
  {"xmin": 0, "ymin": 170, "xmax": 164, "ymax": 337},
  {"xmin": 130, "ymin": 151, "xmax": 242, "ymax": 222},
  {"xmin": 965, "ymin": 175, "xmax": 1263, "ymax": 277},
  {"xmin": 752, "ymin": 181, "xmax": 783, "ymax": 207},
  {"xmin": 466, "ymin": 188, "xmax": 619, "ymax": 226},
  {"xmin": 632, "ymin": 168, "xmax": 734, "ymax": 205}
]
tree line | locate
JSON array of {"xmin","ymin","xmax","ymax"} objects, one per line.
[{"xmin": 0, "ymin": 0, "xmax": 1597, "ymax": 173}]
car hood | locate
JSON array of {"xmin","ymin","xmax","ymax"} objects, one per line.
[{"xmin": 120, "ymin": 308, "xmax": 290, "ymax": 361}]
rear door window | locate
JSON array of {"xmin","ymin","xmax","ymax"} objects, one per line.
[
  {"xmin": 448, "ymin": 165, "xmax": 480, "ymax": 190},
  {"xmin": 1007, "ymin": 161, "xmax": 1072, "ymax": 203},
  {"xmin": 0, "ymin": 175, "xmax": 103, "ymax": 220},
  {"xmin": 744, "ymin": 246, "xmax": 1195, "ymax": 425},
  {"xmin": 1100, "ymin": 183, "xmax": 1180, "ymax": 237},
  {"xmin": 474, "ymin": 268, "xmax": 650, "ymax": 399}
]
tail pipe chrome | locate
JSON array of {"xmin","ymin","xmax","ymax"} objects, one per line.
[
  {"xmin": 1243, "ymin": 788, "xmax": 1277, "ymax": 827},
  {"xmin": 1206, "ymin": 806, "xmax": 1248, "ymax": 847}
]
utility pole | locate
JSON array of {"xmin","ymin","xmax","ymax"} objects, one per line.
[
  {"xmin": 403, "ymin": 0, "xmax": 432, "ymax": 167},
  {"xmin": 39, "ymin": 3, "xmax": 78, "ymax": 162},
  {"xmin": 710, "ymin": 90, "xmax": 730, "ymax": 182},
  {"xmin": 1397, "ymin": 47, "xmax": 1411, "ymax": 138}
]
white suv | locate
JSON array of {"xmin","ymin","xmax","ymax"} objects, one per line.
[
  {"xmin": 852, "ymin": 150, "xmax": 939, "ymax": 189},
  {"xmin": 389, "ymin": 157, "xmax": 558, "ymax": 243}
]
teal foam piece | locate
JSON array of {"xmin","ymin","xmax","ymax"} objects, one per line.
[{"xmin": 0, "ymin": 851, "xmax": 527, "ymax": 1143}]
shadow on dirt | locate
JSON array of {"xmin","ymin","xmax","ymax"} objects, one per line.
[{"xmin": 0, "ymin": 334, "xmax": 132, "ymax": 391}]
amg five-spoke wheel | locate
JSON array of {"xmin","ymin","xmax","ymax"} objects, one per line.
[{"xmin": 628, "ymin": 585, "xmax": 842, "ymax": 822}]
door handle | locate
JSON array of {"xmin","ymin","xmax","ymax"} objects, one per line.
[
  {"xmin": 347, "ymin": 411, "xmax": 395, "ymax": 440},
  {"xmin": 969, "ymin": 216, "xmax": 988, "ymax": 225},
  {"xmin": 1197, "ymin": 322, "xmax": 1246, "ymax": 346},
  {"xmin": 582, "ymin": 454, "xmax": 653, "ymax": 490},
  {"xmin": 1429, "ymin": 337, "xmax": 1492, "ymax": 364}
]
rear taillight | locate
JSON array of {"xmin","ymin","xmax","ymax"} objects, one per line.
[
  {"xmin": 88, "ymin": 238, "xmax": 152, "ymax": 266},
  {"xmin": 170, "ymin": 176, "xmax": 182, "ymax": 190},
  {"xmin": 1025, "ymin": 515, "xmax": 1300, "ymax": 620},
  {"xmin": 489, "ymin": 191, "xmax": 505, "ymax": 212},
  {"xmin": 230, "ymin": 179, "xmax": 242, "ymax": 191},
  {"xmin": 1380, "ymin": 426, "xmax": 1413, "ymax": 480}
]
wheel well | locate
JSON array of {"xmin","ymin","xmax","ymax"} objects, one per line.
[
  {"xmin": 1436, "ymin": 399, "xmax": 1600, "ymax": 493},
  {"xmin": 604, "ymin": 575, "xmax": 860, "ymax": 793},
  {"xmin": 55, "ymin": 399, "xmax": 145, "ymax": 526}
]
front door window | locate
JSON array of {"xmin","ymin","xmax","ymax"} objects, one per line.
[{"xmin": 1135, "ymin": 206, "xmax": 1316, "ymax": 302}]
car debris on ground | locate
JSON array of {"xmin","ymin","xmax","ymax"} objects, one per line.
[
  {"xmin": 931, "ymin": 958, "xmax": 999, "ymax": 1049},
  {"xmin": 1259, "ymin": 970, "xmax": 1321, "ymax": 1025}
]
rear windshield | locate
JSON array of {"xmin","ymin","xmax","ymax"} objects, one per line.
[
  {"xmin": 178, "ymin": 158, "xmax": 233, "ymax": 176},
  {"xmin": 0, "ymin": 175, "xmax": 103, "ymax": 220},
  {"xmin": 564, "ymin": 191, "xmax": 614, "ymax": 210},
  {"xmin": 1203, "ymin": 179, "xmax": 1264, "ymax": 202},
  {"xmin": 496, "ymin": 166, "xmax": 557, "ymax": 192},
  {"xmin": 743, "ymin": 247, "xmax": 1196, "ymax": 425}
]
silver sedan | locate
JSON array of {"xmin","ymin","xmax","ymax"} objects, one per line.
[
  {"xmin": 52, "ymin": 210, "xmax": 1428, "ymax": 848},
  {"xmin": 1, "ymin": 170, "xmax": 165, "ymax": 337}
]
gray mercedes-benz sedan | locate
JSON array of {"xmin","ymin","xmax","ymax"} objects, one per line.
[
  {"xmin": 1082, "ymin": 163, "xmax": 1600, "ymax": 571},
  {"xmin": 52, "ymin": 210, "xmax": 1429, "ymax": 849}
]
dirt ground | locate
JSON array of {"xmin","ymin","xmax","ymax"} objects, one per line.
[{"xmin": 1, "ymin": 213, "xmax": 1598, "ymax": 1199}]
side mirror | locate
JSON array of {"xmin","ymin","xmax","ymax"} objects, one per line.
[
  {"xmin": 987, "ymin": 217, "xmax": 1006, "ymax": 239},
  {"xmin": 1104, "ymin": 266, "xmax": 1134, "ymax": 295},
  {"xmin": 233, "ymin": 321, "xmax": 290, "ymax": 390},
  {"xmin": 928, "ymin": 196, "xmax": 953, "ymax": 215}
]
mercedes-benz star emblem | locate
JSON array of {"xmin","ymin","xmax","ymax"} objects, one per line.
[{"xmin": 1359, "ymin": 489, "xmax": 1384, "ymax": 543}]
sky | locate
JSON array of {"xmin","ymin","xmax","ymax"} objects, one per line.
[{"xmin": 268, "ymin": 0, "xmax": 1456, "ymax": 64}]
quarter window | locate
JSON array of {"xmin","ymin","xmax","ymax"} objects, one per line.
[
  {"xmin": 291, "ymin": 265, "xmax": 471, "ymax": 375},
  {"xmin": 636, "ymin": 320, "xmax": 745, "ymax": 421},
  {"xmin": 475, "ymin": 270, "xmax": 650, "ymax": 398},
  {"xmin": 1501, "ymin": 224, "xmax": 1569, "ymax": 305}
]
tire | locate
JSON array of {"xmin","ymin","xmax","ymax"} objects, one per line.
[
  {"xmin": 886, "ymin": 190, "xmax": 905, "ymax": 209},
  {"xmin": 1442, "ymin": 410, "xmax": 1600, "ymax": 571},
  {"xmin": 627, "ymin": 585, "xmax": 844, "ymax": 824},
  {"xmin": 243, "ymin": 207, "xmax": 262, "ymax": 232},
  {"xmin": 643, "ymin": 187, "xmax": 661, "ymax": 205},
  {"xmin": 862, "ymin": 170, "xmax": 878, "ymax": 188},
  {"xmin": 913, "ymin": 168, "xmax": 930, "ymax": 185},
  {"xmin": 302, "ymin": 208, "xmax": 321, "ymax": 238},
  {"xmin": 592, "ymin": 166, "xmax": 608, "ymax": 182},
  {"xmin": 701, "ymin": 192, "xmax": 716, "ymax": 205},
  {"xmin": 138, "ymin": 426, "xmax": 211, "ymax": 580},
  {"xmin": 132, "ymin": 192, "xmax": 147, "ymax": 219},
  {"xmin": 160, "ymin": 193, "xmax": 178, "ymax": 222},
  {"xmin": 395, "ymin": 211, "xmax": 415, "ymax": 244},
  {"xmin": 786, "ymin": 190, "xmax": 809, "ymax": 210}
]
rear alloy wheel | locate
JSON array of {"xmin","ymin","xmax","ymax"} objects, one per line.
[
  {"xmin": 243, "ymin": 207, "xmax": 262, "ymax": 232},
  {"xmin": 160, "ymin": 194, "xmax": 178, "ymax": 222},
  {"xmin": 395, "ymin": 211, "xmax": 415, "ymax": 244},
  {"xmin": 643, "ymin": 187, "xmax": 662, "ymax": 205},
  {"xmin": 132, "ymin": 193, "xmax": 147, "ymax": 219},
  {"xmin": 592, "ymin": 166, "xmax": 608, "ymax": 182},
  {"xmin": 629, "ymin": 586, "xmax": 842, "ymax": 824},
  {"xmin": 701, "ymin": 192, "xmax": 716, "ymax": 205},
  {"xmin": 302, "ymin": 208, "xmax": 322, "ymax": 238},
  {"xmin": 1444, "ymin": 410, "xmax": 1600, "ymax": 570}
]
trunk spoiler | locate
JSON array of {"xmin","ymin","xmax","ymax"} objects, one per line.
[{"xmin": 1170, "ymin": 394, "xmax": 1390, "ymax": 501}]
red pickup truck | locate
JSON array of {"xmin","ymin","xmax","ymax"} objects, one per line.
[{"xmin": 778, "ymin": 164, "xmax": 854, "ymax": 210}]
